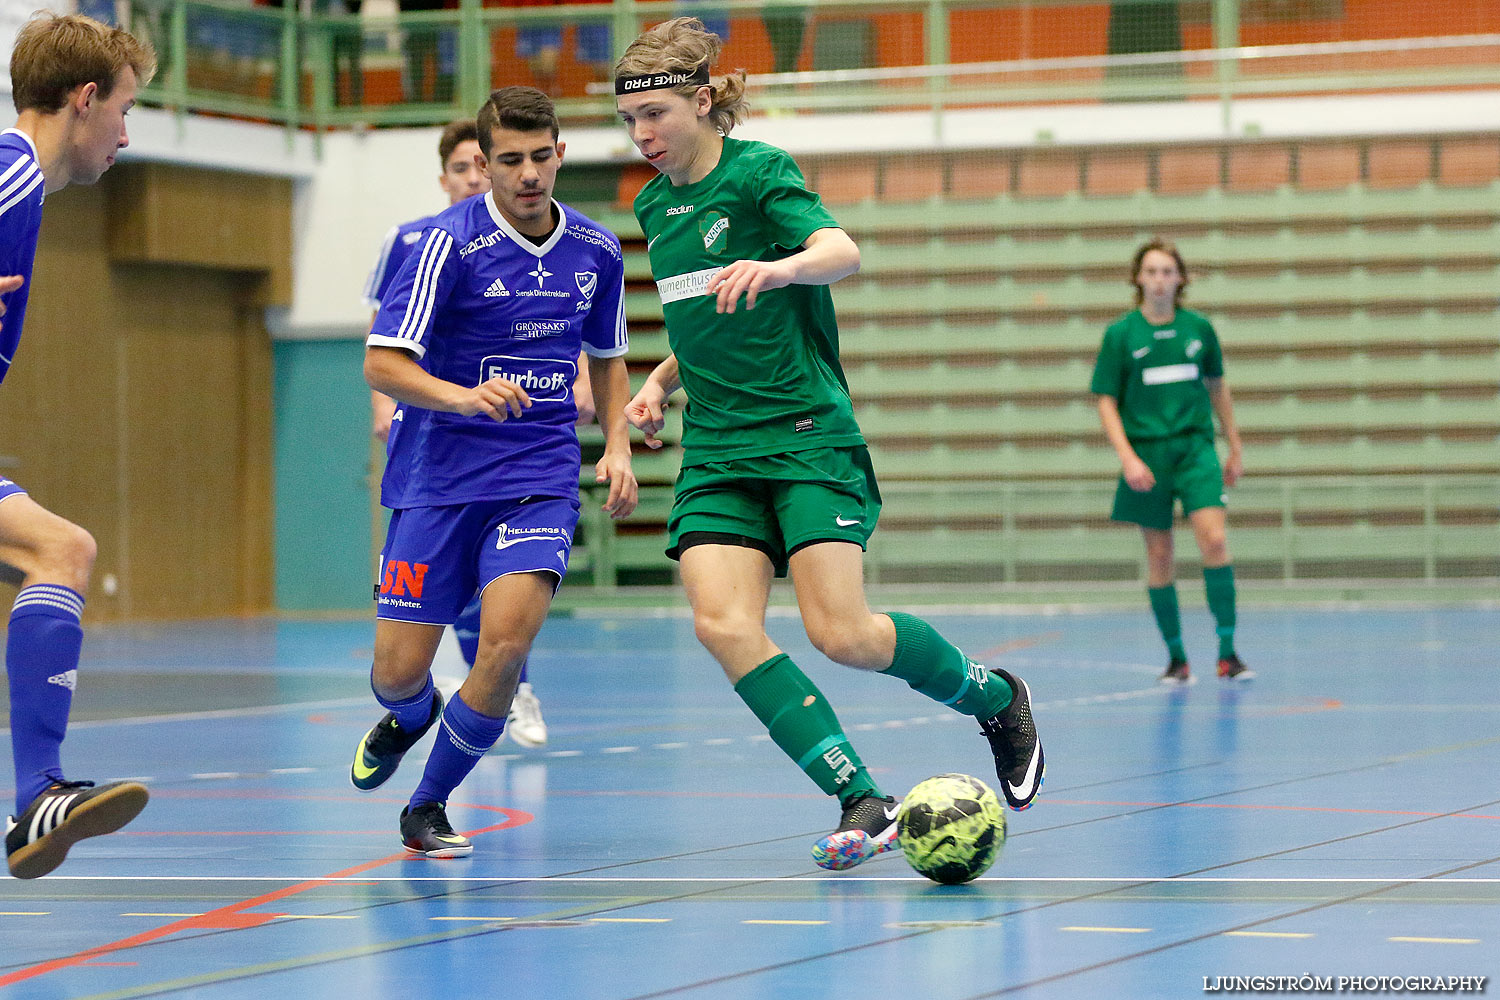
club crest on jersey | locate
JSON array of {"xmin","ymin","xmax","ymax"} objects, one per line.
[
  {"xmin": 575, "ymin": 271, "xmax": 597, "ymax": 300},
  {"xmin": 700, "ymin": 212, "xmax": 730, "ymax": 253}
]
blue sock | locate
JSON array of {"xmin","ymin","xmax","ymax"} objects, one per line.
[
  {"xmin": 409, "ymin": 691, "xmax": 506, "ymax": 809},
  {"xmin": 374, "ymin": 672, "xmax": 436, "ymax": 732},
  {"xmin": 8, "ymin": 585, "xmax": 84, "ymax": 814}
]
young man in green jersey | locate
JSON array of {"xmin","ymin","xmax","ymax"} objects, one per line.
[
  {"xmin": 1091, "ymin": 239, "xmax": 1252, "ymax": 684},
  {"xmin": 615, "ymin": 17, "xmax": 1044, "ymax": 872}
]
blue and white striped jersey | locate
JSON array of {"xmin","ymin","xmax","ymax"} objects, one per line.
[
  {"xmin": 368, "ymin": 191, "xmax": 628, "ymax": 509},
  {"xmin": 0, "ymin": 129, "xmax": 46, "ymax": 387},
  {"xmin": 362, "ymin": 214, "xmax": 433, "ymax": 311}
]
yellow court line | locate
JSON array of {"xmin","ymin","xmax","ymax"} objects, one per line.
[
  {"xmin": 588, "ymin": 918, "xmax": 672, "ymax": 923},
  {"xmin": 743, "ymin": 919, "xmax": 828, "ymax": 926},
  {"xmin": 0, "ymin": 912, "xmax": 50, "ymax": 916},
  {"xmin": 1389, "ymin": 936, "xmax": 1479, "ymax": 944},
  {"xmin": 1061, "ymin": 926, "xmax": 1152, "ymax": 934},
  {"xmin": 1225, "ymin": 931, "xmax": 1314, "ymax": 939}
]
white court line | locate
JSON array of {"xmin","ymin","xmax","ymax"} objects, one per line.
[{"xmin": 34, "ymin": 876, "xmax": 1500, "ymax": 884}]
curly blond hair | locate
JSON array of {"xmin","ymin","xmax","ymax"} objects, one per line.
[{"xmin": 614, "ymin": 17, "xmax": 746, "ymax": 134}]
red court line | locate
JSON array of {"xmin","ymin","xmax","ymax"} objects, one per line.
[
  {"xmin": 1047, "ymin": 797, "xmax": 1500, "ymax": 820},
  {"xmin": 977, "ymin": 631, "xmax": 1064, "ymax": 661},
  {"xmin": 0, "ymin": 803, "xmax": 531, "ymax": 989}
]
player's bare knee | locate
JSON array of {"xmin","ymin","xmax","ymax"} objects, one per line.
[
  {"xmin": 806, "ymin": 624, "xmax": 874, "ymax": 669},
  {"xmin": 693, "ymin": 612, "xmax": 758, "ymax": 659},
  {"xmin": 1199, "ymin": 534, "xmax": 1229, "ymax": 565},
  {"xmin": 474, "ymin": 634, "xmax": 530, "ymax": 677},
  {"xmin": 32, "ymin": 521, "xmax": 95, "ymax": 591}
]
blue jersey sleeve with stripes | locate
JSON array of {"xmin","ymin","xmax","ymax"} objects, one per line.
[
  {"xmin": 368, "ymin": 224, "xmax": 457, "ymax": 359},
  {"xmin": 362, "ymin": 215, "xmax": 434, "ymax": 311},
  {"xmin": 0, "ymin": 130, "xmax": 47, "ymax": 387}
]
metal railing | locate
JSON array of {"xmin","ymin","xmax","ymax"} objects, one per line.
[{"xmin": 102, "ymin": 0, "xmax": 1500, "ymax": 138}]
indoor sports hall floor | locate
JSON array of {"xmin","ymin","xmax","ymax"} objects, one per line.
[{"xmin": 2, "ymin": 601, "xmax": 1498, "ymax": 999}]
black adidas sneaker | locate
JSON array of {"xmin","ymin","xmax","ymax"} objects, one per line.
[
  {"xmin": 351, "ymin": 689, "xmax": 444, "ymax": 791},
  {"xmin": 6, "ymin": 780, "xmax": 149, "ymax": 879},
  {"xmin": 979, "ymin": 668, "xmax": 1045, "ymax": 811},
  {"xmin": 811, "ymin": 793, "xmax": 900, "ymax": 871},
  {"xmin": 400, "ymin": 802, "xmax": 473, "ymax": 858}
]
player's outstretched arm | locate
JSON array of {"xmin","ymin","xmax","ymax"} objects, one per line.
[
  {"xmin": 364, "ymin": 344, "xmax": 531, "ymax": 422},
  {"xmin": 1205, "ymin": 377, "xmax": 1244, "ymax": 486},
  {"xmin": 707, "ymin": 227, "xmax": 861, "ymax": 315},
  {"xmin": 0, "ymin": 275, "xmax": 24, "ymax": 331},
  {"xmin": 587, "ymin": 354, "xmax": 638, "ymax": 520},
  {"xmin": 624, "ymin": 353, "xmax": 680, "ymax": 451},
  {"xmin": 1096, "ymin": 393, "xmax": 1154, "ymax": 492}
]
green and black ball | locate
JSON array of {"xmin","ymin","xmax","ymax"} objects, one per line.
[{"xmin": 897, "ymin": 773, "xmax": 1006, "ymax": 884}]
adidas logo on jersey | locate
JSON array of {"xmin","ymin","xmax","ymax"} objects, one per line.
[
  {"xmin": 483, "ymin": 278, "xmax": 509, "ymax": 298},
  {"xmin": 46, "ymin": 670, "xmax": 76, "ymax": 690}
]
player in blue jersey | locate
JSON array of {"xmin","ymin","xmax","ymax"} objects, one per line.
[
  {"xmin": 351, "ymin": 86, "xmax": 638, "ymax": 857},
  {"xmin": 0, "ymin": 12, "xmax": 154, "ymax": 879},
  {"xmin": 363, "ymin": 119, "xmax": 568, "ymax": 748}
]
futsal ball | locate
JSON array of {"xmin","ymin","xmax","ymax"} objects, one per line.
[{"xmin": 897, "ymin": 773, "xmax": 1006, "ymax": 884}]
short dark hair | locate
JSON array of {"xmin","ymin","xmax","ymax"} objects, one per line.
[
  {"xmin": 476, "ymin": 86, "xmax": 559, "ymax": 157},
  {"xmin": 10, "ymin": 12, "xmax": 155, "ymax": 114},
  {"xmin": 437, "ymin": 119, "xmax": 478, "ymax": 168},
  {"xmin": 1131, "ymin": 238, "xmax": 1190, "ymax": 306}
]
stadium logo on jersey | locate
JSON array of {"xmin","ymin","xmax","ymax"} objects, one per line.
[
  {"xmin": 459, "ymin": 228, "xmax": 504, "ymax": 258},
  {"xmin": 483, "ymin": 277, "xmax": 509, "ymax": 298},
  {"xmin": 494, "ymin": 523, "xmax": 570, "ymax": 552},
  {"xmin": 513, "ymin": 319, "xmax": 568, "ymax": 340},
  {"xmin": 528, "ymin": 263, "xmax": 553, "ymax": 287},
  {"xmin": 1153, "ymin": 328, "xmax": 1176, "ymax": 339},
  {"xmin": 1186, "ymin": 338, "xmax": 1203, "ymax": 358},
  {"xmin": 666, "ymin": 204, "xmax": 694, "ymax": 216},
  {"xmin": 700, "ymin": 213, "xmax": 730, "ymax": 253},
  {"xmin": 575, "ymin": 271, "xmax": 597, "ymax": 300},
  {"xmin": 480, "ymin": 355, "xmax": 576, "ymax": 403}
]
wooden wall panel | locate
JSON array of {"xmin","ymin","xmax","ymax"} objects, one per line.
[{"xmin": 0, "ymin": 165, "xmax": 283, "ymax": 621}]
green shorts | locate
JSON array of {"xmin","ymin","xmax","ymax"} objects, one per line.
[
  {"xmin": 667, "ymin": 446, "xmax": 882, "ymax": 576},
  {"xmin": 1110, "ymin": 435, "xmax": 1227, "ymax": 531}
]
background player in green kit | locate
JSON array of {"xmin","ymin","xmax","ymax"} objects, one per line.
[
  {"xmin": 615, "ymin": 17, "xmax": 1044, "ymax": 871},
  {"xmin": 1091, "ymin": 239, "xmax": 1253, "ymax": 684}
]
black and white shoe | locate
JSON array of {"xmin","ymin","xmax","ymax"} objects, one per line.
[
  {"xmin": 400, "ymin": 802, "xmax": 473, "ymax": 858},
  {"xmin": 6, "ymin": 780, "xmax": 149, "ymax": 880},
  {"xmin": 351, "ymin": 689, "xmax": 444, "ymax": 792},
  {"xmin": 1217, "ymin": 654, "xmax": 1255, "ymax": 681},
  {"xmin": 1161, "ymin": 658, "xmax": 1194, "ymax": 685},
  {"xmin": 811, "ymin": 793, "xmax": 900, "ymax": 871},
  {"xmin": 979, "ymin": 669, "xmax": 1045, "ymax": 812}
]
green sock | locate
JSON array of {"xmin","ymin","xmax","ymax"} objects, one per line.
[
  {"xmin": 882, "ymin": 612, "xmax": 1012, "ymax": 719},
  {"xmin": 1203, "ymin": 565, "xmax": 1237, "ymax": 658},
  {"xmin": 1148, "ymin": 584, "xmax": 1187, "ymax": 661},
  {"xmin": 734, "ymin": 654, "xmax": 880, "ymax": 805}
]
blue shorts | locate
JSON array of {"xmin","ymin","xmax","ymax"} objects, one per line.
[
  {"xmin": 516, "ymin": 22, "xmax": 611, "ymax": 64},
  {"xmin": 0, "ymin": 478, "xmax": 27, "ymax": 504},
  {"xmin": 376, "ymin": 495, "xmax": 579, "ymax": 625}
]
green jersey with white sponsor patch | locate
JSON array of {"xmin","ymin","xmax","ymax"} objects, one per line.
[
  {"xmin": 634, "ymin": 137, "xmax": 864, "ymax": 466},
  {"xmin": 1089, "ymin": 308, "xmax": 1224, "ymax": 441}
]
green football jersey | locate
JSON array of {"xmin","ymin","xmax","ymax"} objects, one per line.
[
  {"xmin": 1089, "ymin": 308, "xmax": 1225, "ymax": 441},
  {"xmin": 634, "ymin": 137, "xmax": 865, "ymax": 466}
]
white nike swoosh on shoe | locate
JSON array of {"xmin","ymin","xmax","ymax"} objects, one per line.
[
  {"xmin": 883, "ymin": 803, "xmax": 900, "ymax": 821},
  {"xmin": 1007, "ymin": 741, "xmax": 1042, "ymax": 804}
]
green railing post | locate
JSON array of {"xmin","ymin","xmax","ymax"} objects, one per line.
[
  {"xmin": 1280, "ymin": 480, "xmax": 1295, "ymax": 582},
  {"xmin": 612, "ymin": 0, "xmax": 637, "ymax": 76},
  {"xmin": 279, "ymin": 1, "xmax": 300, "ymax": 146},
  {"xmin": 1213, "ymin": 0, "xmax": 1240, "ymax": 132},
  {"xmin": 925, "ymin": 0, "xmax": 949, "ymax": 138},
  {"xmin": 309, "ymin": 15, "xmax": 331, "ymax": 137},
  {"xmin": 169, "ymin": 0, "xmax": 189, "ymax": 132},
  {"xmin": 459, "ymin": 0, "xmax": 487, "ymax": 114}
]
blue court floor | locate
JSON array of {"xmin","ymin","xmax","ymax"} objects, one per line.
[{"xmin": 2, "ymin": 602, "xmax": 1498, "ymax": 999}]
